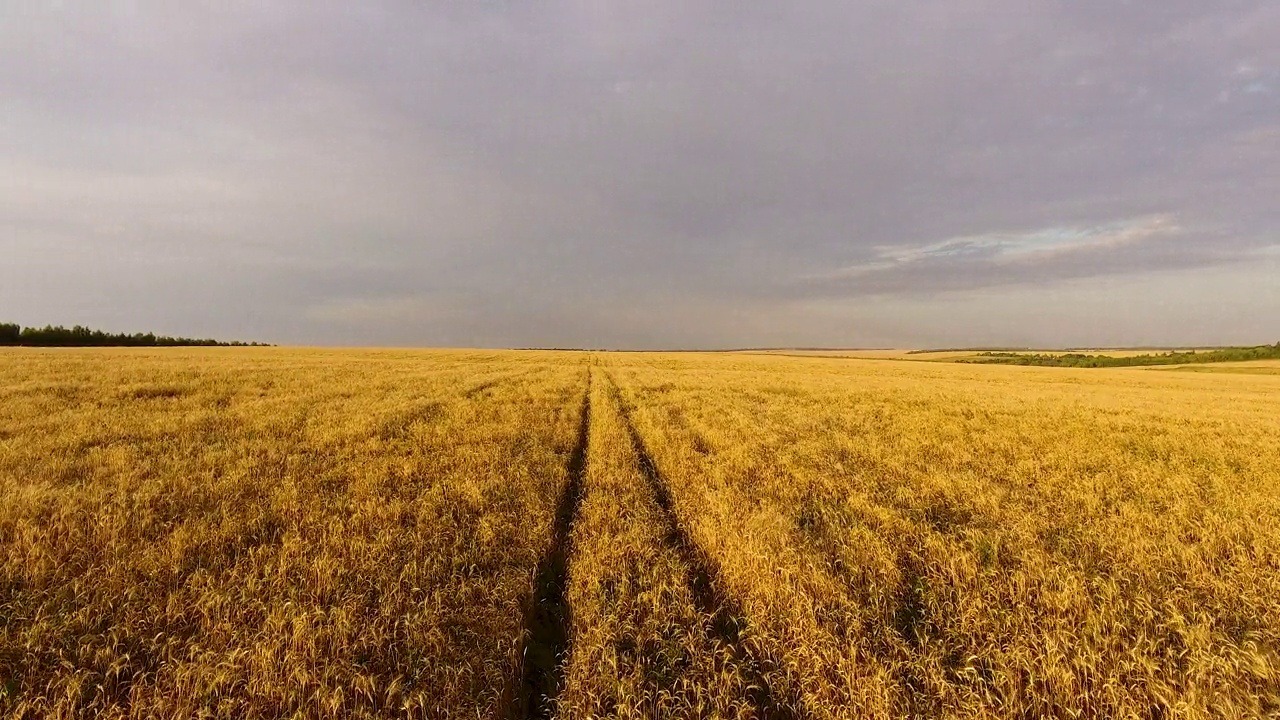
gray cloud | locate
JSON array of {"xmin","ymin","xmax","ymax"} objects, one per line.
[
  {"xmin": 795, "ymin": 214, "xmax": 1273, "ymax": 297},
  {"xmin": 2, "ymin": 1, "xmax": 1278, "ymax": 347}
]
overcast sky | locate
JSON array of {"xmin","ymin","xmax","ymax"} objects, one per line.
[{"xmin": 3, "ymin": 2, "xmax": 1278, "ymax": 348}]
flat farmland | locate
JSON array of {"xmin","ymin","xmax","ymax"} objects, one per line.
[
  {"xmin": 1166, "ymin": 360, "xmax": 1280, "ymax": 376},
  {"xmin": 2, "ymin": 349, "xmax": 1279, "ymax": 719}
]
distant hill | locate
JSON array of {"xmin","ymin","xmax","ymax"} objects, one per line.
[{"xmin": 0, "ymin": 322, "xmax": 269, "ymax": 347}]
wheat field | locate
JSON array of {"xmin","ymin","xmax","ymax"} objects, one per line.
[{"xmin": 2, "ymin": 348, "xmax": 1278, "ymax": 719}]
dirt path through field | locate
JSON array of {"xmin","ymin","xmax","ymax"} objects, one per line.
[
  {"xmin": 510, "ymin": 367, "xmax": 803, "ymax": 718},
  {"xmin": 602, "ymin": 372, "xmax": 799, "ymax": 719},
  {"xmin": 508, "ymin": 370, "xmax": 592, "ymax": 719}
]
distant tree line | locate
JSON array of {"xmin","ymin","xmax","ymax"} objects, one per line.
[
  {"xmin": 0, "ymin": 322, "xmax": 269, "ymax": 347},
  {"xmin": 961, "ymin": 344, "xmax": 1280, "ymax": 368}
]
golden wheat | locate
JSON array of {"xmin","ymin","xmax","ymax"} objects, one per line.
[
  {"xmin": 1, "ymin": 348, "xmax": 585, "ymax": 718},
  {"xmin": 3, "ymin": 348, "xmax": 1278, "ymax": 718}
]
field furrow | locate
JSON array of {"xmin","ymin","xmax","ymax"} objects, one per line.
[
  {"xmin": 508, "ymin": 370, "xmax": 592, "ymax": 719},
  {"xmin": 607, "ymin": 372, "xmax": 800, "ymax": 718},
  {"xmin": 551, "ymin": 372, "xmax": 795, "ymax": 718}
]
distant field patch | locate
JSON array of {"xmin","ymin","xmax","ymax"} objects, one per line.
[
  {"xmin": 1164, "ymin": 360, "xmax": 1280, "ymax": 375},
  {"xmin": 961, "ymin": 344, "xmax": 1280, "ymax": 368}
]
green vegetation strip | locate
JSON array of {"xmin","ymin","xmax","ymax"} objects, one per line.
[{"xmin": 960, "ymin": 344, "xmax": 1280, "ymax": 368}]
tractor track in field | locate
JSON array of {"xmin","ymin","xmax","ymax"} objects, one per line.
[
  {"xmin": 463, "ymin": 367, "xmax": 540, "ymax": 399},
  {"xmin": 507, "ymin": 370, "xmax": 592, "ymax": 720},
  {"xmin": 377, "ymin": 373, "xmax": 528, "ymax": 440},
  {"xmin": 603, "ymin": 372, "xmax": 801, "ymax": 720}
]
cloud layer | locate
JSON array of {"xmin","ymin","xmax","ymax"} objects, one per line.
[
  {"xmin": 3, "ymin": 2, "xmax": 1278, "ymax": 347},
  {"xmin": 800, "ymin": 214, "xmax": 1245, "ymax": 296}
]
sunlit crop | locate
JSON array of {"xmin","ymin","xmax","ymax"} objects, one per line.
[{"xmin": 3, "ymin": 348, "xmax": 1278, "ymax": 718}]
